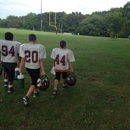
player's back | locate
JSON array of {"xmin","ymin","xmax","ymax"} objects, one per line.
[
  {"xmin": 20, "ymin": 43, "xmax": 46, "ymax": 69},
  {"xmin": 0, "ymin": 40, "xmax": 21, "ymax": 63},
  {"xmin": 51, "ymin": 48, "xmax": 74, "ymax": 71}
]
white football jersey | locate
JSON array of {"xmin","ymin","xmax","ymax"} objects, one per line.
[
  {"xmin": 0, "ymin": 40, "xmax": 21, "ymax": 63},
  {"xmin": 50, "ymin": 48, "xmax": 75, "ymax": 71},
  {"xmin": 20, "ymin": 43, "xmax": 46, "ymax": 69}
]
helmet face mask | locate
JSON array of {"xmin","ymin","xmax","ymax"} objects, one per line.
[
  {"xmin": 37, "ymin": 75, "xmax": 50, "ymax": 91},
  {"xmin": 66, "ymin": 72, "xmax": 76, "ymax": 86}
]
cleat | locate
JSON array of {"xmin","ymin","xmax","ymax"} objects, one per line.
[
  {"xmin": 4, "ymin": 82, "xmax": 8, "ymax": 88},
  {"xmin": 8, "ymin": 87, "xmax": 15, "ymax": 93},
  {"xmin": 53, "ymin": 89, "xmax": 57, "ymax": 95},
  {"xmin": 32, "ymin": 92, "xmax": 39, "ymax": 98},
  {"xmin": 23, "ymin": 96, "xmax": 29, "ymax": 106},
  {"xmin": 62, "ymin": 84, "xmax": 68, "ymax": 90}
]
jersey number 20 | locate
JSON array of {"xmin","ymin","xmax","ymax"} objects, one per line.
[{"xmin": 25, "ymin": 50, "xmax": 38, "ymax": 63}]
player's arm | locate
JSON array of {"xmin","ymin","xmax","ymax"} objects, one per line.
[
  {"xmin": 50, "ymin": 49, "xmax": 55, "ymax": 67},
  {"xmin": 39, "ymin": 59, "xmax": 45, "ymax": 76},
  {"xmin": 69, "ymin": 62, "xmax": 74, "ymax": 72},
  {"xmin": 68, "ymin": 50, "xmax": 75, "ymax": 73},
  {"xmin": 39, "ymin": 45, "xmax": 46, "ymax": 76},
  {"xmin": 17, "ymin": 43, "xmax": 22, "ymax": 67},
  {"xmin": 53, "ymin": 60, "xmax": 55, "ymax": 67},
  {"xmin": 0, "ymin": 52, "xmax": 1, "ymax": 65},
  {"xmin": 19, "ymin": 57, "xmax": 25, "ymax": 74},
  {"xmin": 17, "ymin": 53, "xmax": 21, "ymax": 67}
]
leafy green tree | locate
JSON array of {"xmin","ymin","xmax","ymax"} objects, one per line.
[
  {"xmin": 78, "ymin": 14, "xmax": 106, "ymax": 36},
  {"xmin": 122, "ymin": 1, "xmax": 130, "ymax": 19},
  {"xmin": 105, "ymin": 8, "xmax": 123, "ymax": 37},
  {"xmin": 120, "ymin": 18, "xmax": 130, "ymax": 37},
  {"xmin": 0, "ymin": 2, "xmax": 129, "ymax": 37},
  {"xmin": 5, "ymin": 15, "xmax": 20, "ymax": 28}
]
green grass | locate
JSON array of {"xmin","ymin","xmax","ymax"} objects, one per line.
[{"xmin": 0, "ymin": 28, "xmax": 130, "ymax": 130}]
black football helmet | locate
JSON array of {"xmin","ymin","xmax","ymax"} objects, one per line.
[
  {"xmin": 66, "ymin": 72, "xmax": 76, "ymax": 86},
  {"xmin": 37, "ymin": 75, "xmax": 50, "ymax": 91},
  {"xmin": 0, "ymin": 66, "xmax": 3, "ymax": 76}
]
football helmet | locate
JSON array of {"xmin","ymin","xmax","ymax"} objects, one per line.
[
  {"xmin": 66, "ymin": 72, "xmax": 76, "ymax": 86},
  {"xmin": 37, "ymin": 75, "xmax": 50, "ymax": 91},
  {"xmin": 0, "ymin": 66, "xmax": 3, "ymax": 76}
]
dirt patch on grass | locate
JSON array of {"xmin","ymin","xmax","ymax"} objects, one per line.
[{"xmin": 87, "ymin": 78, "xmax": 104, "ymax": 86}]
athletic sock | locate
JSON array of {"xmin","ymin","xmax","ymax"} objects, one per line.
[
  {"xmin": 8, "ymin": 85, "xmax": 12, "ymax": 88},
  {"xmin": 26, "ymin": 96, "xmax": 29, "ymax": 99},
  {"xmin": 4, "ymin": 79, "xmax": 8, "ymax": 82},
  {"xmin": 63, "ymin": 84, "xmax": 67, "ymax": 86}
]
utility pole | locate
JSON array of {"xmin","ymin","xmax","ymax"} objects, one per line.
[{"xmin": 41, "ymin": 0, "xmax": 43, "ymax": 31}]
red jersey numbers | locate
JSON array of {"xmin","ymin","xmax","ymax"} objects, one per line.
[
  {"xmin": 25, "ymin": 50, "xmax": 38, "ymax": 63},
  {"xmin": 55, "ymin": 54, "xmax": 65, "ymax": 66},
  {"xmin": 2, "ymin": 45, "xmax": 15, "ymax": 56}
]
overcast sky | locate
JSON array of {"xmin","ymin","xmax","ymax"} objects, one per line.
[{"xmin": 0, "ymin": 0, "xmax": 128, "ymax": 19}]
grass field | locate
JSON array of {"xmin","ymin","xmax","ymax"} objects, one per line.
[{"xmin": 0, "ymin": 28, "xmax": 130, "ymax": 130}]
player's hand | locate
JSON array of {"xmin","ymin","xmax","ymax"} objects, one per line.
[
  {"xmin": 17, "ymin": 63, "xmax": 20, "ymax": 68},
  {"xmin": 19, "ymin": 68, "xmax": 22, "ymax": 74},
  {"xmin": 41, "ymin": 70, "xmax": 46, "ymax": 76}
]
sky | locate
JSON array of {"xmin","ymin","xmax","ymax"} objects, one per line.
[{"xmin": 0, "ymin": 0, "xmax": 129, "ymax": 19}]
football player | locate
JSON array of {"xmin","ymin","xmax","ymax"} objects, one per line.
[
  {"xmin": 0, "ymin": 32, "xmax": 21, "ymax": 93},
  {"xmin": 50, "ymin": 40, "xmax": 75, "ymax": 95},
  {"xmin": 19, "ymin": 34, "xmax": 46, "ymax": 105}
]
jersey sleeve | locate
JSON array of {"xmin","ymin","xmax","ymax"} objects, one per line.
[
  {"xmin": 67, "ymin": 50, "xmax": 75, "ymax": 62},
  {"xmin": 50, "ymin": 49, "xmax": 55, "ymax": 60},
  {"xmin": 0, "ymin": 40, "xmax": 3, "ymax": 52},
  {"xmin": 19, "ymin": 44, "xmax": 25, "ymax": 58},
  {"xmin": 17, "ymin": 42, "xmax": 21, "ymax": 54},
  {"xmin": 39, "ymin": 45, "xmax": 46, "ymax": 59}
]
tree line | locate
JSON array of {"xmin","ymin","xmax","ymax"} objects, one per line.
[{"xmin": 0, "ymin": 2, "xmax": 130, "ymax": 38}]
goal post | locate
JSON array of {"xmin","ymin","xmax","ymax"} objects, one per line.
[{"xmin": 49, "ymin": 12, "xmax": 57, "ymax": 34}]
